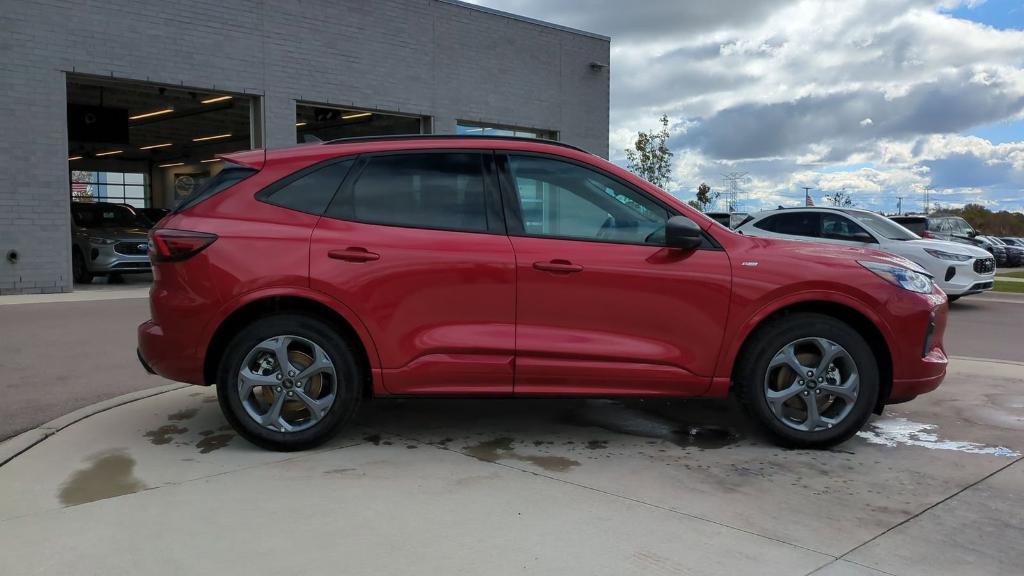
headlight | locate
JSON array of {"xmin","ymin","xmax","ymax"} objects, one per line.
[
  {"xmin": 88, "ymin": 237, "xmax": 116, "ymax": 245},
  {"xmin": 859, "ymin": 260, "xmax": 934, "ymax": 294},
  {"xmin": 923, "ymin": 248, "xmax": 971, "ymax": 262}
]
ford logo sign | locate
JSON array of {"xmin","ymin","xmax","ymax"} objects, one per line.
[{"xmin": 139, "ymin": 243, "xmax": 149, "ymax": 251}]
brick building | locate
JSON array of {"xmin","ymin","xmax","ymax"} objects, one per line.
[{"xmin": 0, "ymin": 0, "xmax": 609, "ymax": 294}]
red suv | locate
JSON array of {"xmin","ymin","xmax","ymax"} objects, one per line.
[{"xmin": 138, "ymin": 136, "xmax": 948, "ymax": 451}]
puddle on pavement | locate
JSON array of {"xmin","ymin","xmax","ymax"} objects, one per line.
[
  {"xmin": 565, "ymin": 400, "xmax": 741, "ymax": 449},
  {"xmin": 167, "ymin": 408, "xmax": 199, "ymax": 421},
  {"xmin": 196, "ymin": 433, "xmax": 234, "ymax": 454},
  {"xmin": 58, "ymin": 450, "xmax": 146, "ymax": 507},
  {"xmin": 464, "ymin": 437, "xmax": 580, "ymax": 473},
  {"xmin": 857, "ymin": 417, "xmax": 1019, "ymax": 457},
  {"xmin": 144, "ymin": 424, "xmax": 188, "ymax": 445}
]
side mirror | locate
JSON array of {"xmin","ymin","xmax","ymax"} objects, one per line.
[{"xmin": 665, "ymin": 215, "xmax": 703, "ymax": 250}]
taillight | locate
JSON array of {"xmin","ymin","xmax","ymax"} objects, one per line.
[
  {"xmin": 149, "ymin": 229, "xmax": 217, "ymax": 262},
  {"xmin": 922, "ymin": 231, "xmax": 937, "ymax": 239}
]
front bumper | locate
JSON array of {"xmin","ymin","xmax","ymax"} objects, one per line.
[
  {"xmin": 888, "ymin": 347, "xmax": 947, "ymax": 403},
  {"xmin": 86, "ymin": 243, "xmax": 152, "ymax": 274},
  {"xmin": 934, "ymin": 260, "xmax": 994, "ymax": 296}
]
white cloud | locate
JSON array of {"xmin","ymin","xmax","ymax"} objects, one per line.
[{"xmin": 468, "ymin": 0, "xmax": 1024, "ymax": 212}]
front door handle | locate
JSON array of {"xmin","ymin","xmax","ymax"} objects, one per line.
[
  {"xmin": 328, "ymin": 247, "xmax": 380, "ymax": 263},
  {"xmin": 533, "ymin": 259, "xmax": 583, "ymax": 274}
]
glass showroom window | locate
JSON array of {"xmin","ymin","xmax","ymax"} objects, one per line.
[
  {"xmin": 456, "ymin": 121, "xmax": 557, "ymax": 140},
  {"xmin": 70, "ymin": 171, "xmax": 150, "ymax": 208}
]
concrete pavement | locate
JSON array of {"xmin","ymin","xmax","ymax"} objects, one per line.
[
  {"xmin": 0, "ymin": 297, "xmax": 159, "ymax": 440},
  {"xmin": 1, "ymin": 357, "xmax": 1021, "ymax": 575}
]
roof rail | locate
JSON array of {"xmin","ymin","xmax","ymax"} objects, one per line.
[{"xmin": 321, "ymin": 133, "xmax": 592, "ymax": 154}]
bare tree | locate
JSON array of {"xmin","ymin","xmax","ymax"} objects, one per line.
[
  {"xmin": 824, "ymin": 189, "xmax": 854, "ymax": 207},
  {"xmin": 624, "ymin": 115, "xmax": 674, "ymax": 189}
]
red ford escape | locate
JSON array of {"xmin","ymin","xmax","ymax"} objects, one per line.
[{"xmin": 138, "ymin": 135, "xmax": 948, "ymax": 451}]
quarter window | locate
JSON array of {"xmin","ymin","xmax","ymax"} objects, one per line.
[
  {"xmin": 262, "ymin": 159, "xmax": 353, "ymax": 215},
  {"xmin": 507, "ymin": 155, "xmax": 668, "ymax": 245},
  {"xmin": 346, "ymin": 153, "xmax": 488, "ymax": 233}
]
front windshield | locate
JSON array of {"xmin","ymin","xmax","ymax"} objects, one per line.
[
  {"xmin": 71, "ymin": 203, "xmax": 139, "ymax": 228},
  {"xmin": 847, "ymin": 211, "xmax": 919, "ymax": 241}
]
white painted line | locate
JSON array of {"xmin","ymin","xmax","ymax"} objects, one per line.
[{"xmin": 0, "ymin": 288, "xmax": 150, "ymax": 306}]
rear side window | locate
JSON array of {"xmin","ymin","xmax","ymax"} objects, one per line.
[
  {"xmin": 342, "ymin": 153, "xmax": 488, "ymax": 233},
  {"xmin": 173, "ymin": 164, "xmax": 256, "ymax": 212},
  {"xmin": 754, "ymin": 212, "xmax": 820, "ymax": 237},
  {"xmin": 260, "ymin": 159, "xmax": 353, "ymax": 215}
]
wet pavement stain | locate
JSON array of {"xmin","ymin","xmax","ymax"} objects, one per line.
[
  {"xmin": 586, "ymin": 440, "xmax": 608, "ymax": 450},
  {"xmin": 406, "ymin": 445, "xmax": 418, "ymax": 449},
  {"xmin": 364, "ymin": 434, "xmax": 382, "ymax": 446},
  {"xmin": 58, "ymin": 450, "xmax": 146, "ymax": 507},
  {"xmin": 565, "ymin": 400, "xmax": 741, "ymax": 449},
  {"xmin": 196, "ymin": 433, "xmax": 234, "ymax": 454},
  {"xmin": 198, "ymin": 430, "xmax": 215, "ymax": 437},
  {"xmin": 167, "ymin": 408, "xmax": 199, "ymax": 421},
  {"xmin": 144, "ymin": 424, "xmax": 188, "ymax": 445},
  {"xmin": 464, "ymin": 437, "xmax": 580, "ymax": 473}
]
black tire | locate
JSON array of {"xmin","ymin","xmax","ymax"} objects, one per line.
[
  {"xmin": 217, "ymin": 314, "xmax": 362, "ymax": 451},
  {"xmin": 948, "ymin": 295, "xmax": 961, "ymax": 303},
  {"xmin": 736, "ymin": 313, "xmax": 879, "ymax": 449},
  {"xmin": 72, "ymin": 248, "xmax": 94, "ymax": 284}
]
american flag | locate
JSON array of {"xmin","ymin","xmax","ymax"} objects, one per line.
[{"xmin": 805, "ymin": 193, "xmax": 814, "ymax": 207}]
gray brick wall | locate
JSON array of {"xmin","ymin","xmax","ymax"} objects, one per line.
[{"xmin": 0, "ymin": 0, "xmax": 609, "ymax": 294}]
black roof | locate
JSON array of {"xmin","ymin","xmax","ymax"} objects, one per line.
[{"xmin": 322, "ymin": 133, "xmax": 591, "ymax": 155}]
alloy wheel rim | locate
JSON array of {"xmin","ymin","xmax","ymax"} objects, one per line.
[
  {"xmin": 237, "ymin": 335, "xmax": 337, "ymax": 432},
  {"xmin": 763, "ymin": 337, "xmax": 859, "ymax": 432}
]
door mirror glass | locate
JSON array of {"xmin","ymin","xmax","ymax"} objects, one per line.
[{"xmin": 665, "ymin": 216, "xmax": 702, "ymax": 250}]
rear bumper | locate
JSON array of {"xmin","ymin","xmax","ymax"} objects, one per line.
[{"xmin": 138, "ymin": 320, "xmax": 206, "ymax": 384}]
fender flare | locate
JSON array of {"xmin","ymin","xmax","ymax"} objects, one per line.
[
  {"xmin": 199, "ymin": 286, "xmax": 382, "ymax": 371},
  {"xmin": 714, "ymin": 289, "xmax": 897, "ymax": 383}
]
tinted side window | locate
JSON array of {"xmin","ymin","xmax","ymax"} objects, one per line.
[
  {"xmin": 758, "ymin": 212, "xmax": 820, "ymax": 237},
  {"xmin": 347, "ymin": 153, "xmax": 488, "ymax": 233},
  {"xmin": 262, "ymin": 159, "xmax": 353, "ymax": 215},
  {"xmin": 507, "ymin": 155, "xmax": 668, "ymax": 244},
  {"xmin": 821, "ymin": 214, "xmax": 873, "ymax": 241}
]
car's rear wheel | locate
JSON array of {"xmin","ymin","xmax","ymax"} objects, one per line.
[
  {"xmin": 217, "ymin": 314, "xmax": 362, "ymax": 451},
  {"xmin": 736, "ymin": 313, "xmax": 879, "ymax": 448},
  {"xmin": 71, "ymin": 248, "xmax": 93, "ymax": 284}
]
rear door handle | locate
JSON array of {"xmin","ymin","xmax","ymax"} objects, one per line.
[
  {"xmin": 328, "ymin": 247, "xmax": 380, "ymax": 263},
  {"xmin": 533, "ymin": 259, "xmax": 583, "ymax": 274}
]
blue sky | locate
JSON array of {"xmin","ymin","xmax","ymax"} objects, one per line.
[{"xmin": 471, "ymin": 0, "xmax": 1024, "ymax": 214}]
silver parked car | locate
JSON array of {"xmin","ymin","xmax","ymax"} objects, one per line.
[{"xmin": 70, "ymin": 202, "xmax": 152, "ymax": 283}]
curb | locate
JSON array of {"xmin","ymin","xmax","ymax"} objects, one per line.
[
  {"xmin": 949, "ymin": 355, "xmax": 1024, "ymax": 367},
  {"xmin": 0, "ymin": 383, "xmax": 189, "ymax": 467}
]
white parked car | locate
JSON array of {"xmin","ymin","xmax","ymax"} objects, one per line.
[{"xmin": 735, "ymin": 208, "xmax": 996, "ymax": 301}]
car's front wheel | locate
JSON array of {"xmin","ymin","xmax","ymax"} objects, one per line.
[
  {"xmin": 737, "ymin": 313, "xmax": 879, "ymax": 448},
  {"xmin": 72, "ymin": 248, "xmax": 93, "ymax": 284},
  {"xmin": 217, "ymin": 314, "xmax": 362, "ymax": 451}
]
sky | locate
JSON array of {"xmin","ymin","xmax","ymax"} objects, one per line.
[{"xmin": 467, "ymin": 0, "xmax": 1024, "ymax": 214}]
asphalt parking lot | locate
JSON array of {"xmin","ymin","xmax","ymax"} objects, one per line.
[{"xmin": 0, "ymin": 289, "xmax": 1022, "ymax": 574}]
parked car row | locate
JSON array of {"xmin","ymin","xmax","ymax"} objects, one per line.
[
  {"xmin": 734, "ymin": 208, "xmax": 995, "ymax": 301},
  {"xmin": 890, "ymin": 214, "xmax": 1024, "ymax": 268}
]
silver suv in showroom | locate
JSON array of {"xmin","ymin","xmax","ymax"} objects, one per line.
[{"xmin": 70, "ymin": 202, "xmax": 152, "ymax": 283}]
